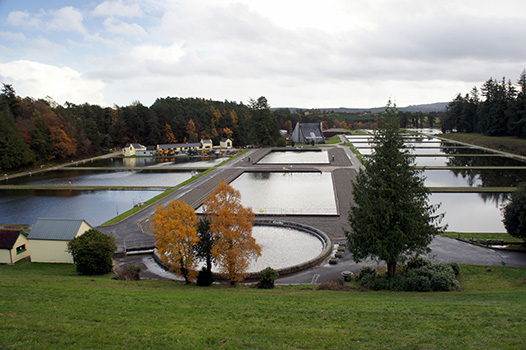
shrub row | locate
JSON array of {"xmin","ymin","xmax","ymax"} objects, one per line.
[{"xmin": 358, "ymin": 258, "xmax": 460, "ymax": 292}]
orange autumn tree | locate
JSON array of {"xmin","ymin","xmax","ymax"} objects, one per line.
[
  {"xmin": 202, "ymin": 180, "xmax": 261, "ymax": 285},
  {"xmin": 152, "ymin": 200, "xmax": 199, "ymax": 284}
]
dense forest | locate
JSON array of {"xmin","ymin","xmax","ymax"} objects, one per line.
[
  {"xmin": 441, "ymin": 71, "xmax": 526, "ymax": 137},
  {"xmin": 0, "ymin": 84, "xmax": 440, "ymax": 172}
]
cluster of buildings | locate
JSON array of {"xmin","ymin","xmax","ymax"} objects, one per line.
[
  {"xmin": 123, "ymin": 138, "xmax": 233, "ymax": 157},
  {"xmin": 0, "ymin": 218, "xmax": 92, "ymax": 265}
]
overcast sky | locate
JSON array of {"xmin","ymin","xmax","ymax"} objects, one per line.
[{"xmin": 1, "ymin": 0, "xmax": 525, "ymax": 108}]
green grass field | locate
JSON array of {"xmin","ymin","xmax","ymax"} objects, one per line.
[
  {"xmin": 1, "ymin": 262, "xmax": 525, "ymax": 349},
  {"xmin": 442, "ymin": 232, "xmax": 524, "ymax": 243}
]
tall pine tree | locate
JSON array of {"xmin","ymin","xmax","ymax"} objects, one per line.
[{"xmin": 346, "ymin": 102, "xmax": 445, "ymax": 276}]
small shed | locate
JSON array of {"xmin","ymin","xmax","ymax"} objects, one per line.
[
  {"xmin": 0, "ymin": 229, "xmax": 30, "ymax": 265},
  {"xmin": 122, "ymin": 143, "xmax": 146, "ymax": 157},
  {"xmin": 220, "ymin": 138, "xmax": 232, "ymax": 149},
  {"xmin": 28, "ymin": 218, "xmax": 92, "ymax": 263},
  {"xmin": 201, "ymin": 139, "xmax": 213, "ymax": 151}
]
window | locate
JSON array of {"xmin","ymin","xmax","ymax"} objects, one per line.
[{"xmin": 16, "ymin": 244, "xmax": 26, "ymax": 254}]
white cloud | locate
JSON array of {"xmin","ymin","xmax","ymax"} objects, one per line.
[
  {"xmin": 0, "ymin": 31, "xmax": 27, "ymax": 41},
  {"xmin": 6, "ymin": 10, "xmax": 40, "ymax": 28},
  {"xmin": 93, "ymin": 0, "xmax": 143, "ymax": 18},
  {"xmin": 103, "ymin": 18, "xmax": 147, "ymax": 37},
  {"xmin": 48, "ymin": 7, "xmax": 86, "ymax": 34},
  {"xmin": 131, "ymin": 43, "xmax": 185, "ymax": 64},
  {"xmin": 0, "ymin": 60, "xmax": 106, "ymax": 106}
]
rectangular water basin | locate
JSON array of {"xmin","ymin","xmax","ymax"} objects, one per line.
[
  {"xmin": 228, "ymin": 172, "xmax": 338, "ymax": 215},
  {"xmin": 257, "ymin": 150, "xmax": 330, "ymax": 164},
  {"xmin": 430, "ymin": 192, "xmax": 508, "ymax": 233}
]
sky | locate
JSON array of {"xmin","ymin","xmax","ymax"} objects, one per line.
[{"xmin": 0, "ymin": 0, "xmax": 525, "ymax": 109}]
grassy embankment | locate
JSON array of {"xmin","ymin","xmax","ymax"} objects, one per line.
[
  {"xmin": 440, "ymin": 133, "xmax": 526, "ymax": 157},
  {"xmin": 442, "ymin": 232, "xmax": 524, "ymax": 243},
  {"xmin": 99, "ymin": 150, "xmax": 249, "ymax": 226},
  {"xmin": 0, "ymin": 262, "xmax": 525, "ymax": 349}
]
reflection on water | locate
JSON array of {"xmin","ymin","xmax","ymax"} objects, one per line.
[
  {"xmin": 0, "ymin": 189, "xmax": 163, "ymax": 226},
  {"xmin": 424, "ymin": 169, "xmax": 526, "ymax": 187},
  {"xmin": 258, "ymin": 151, "xmax": 330, "ymax": 164},
  {"xmin": 230, "ymin": 172, "xmax": 337, "ymax": 215},
  {"xmin": 6, "ymin": 169, "xmax": 193, "ymax": 187},
  {"xmin": 245, "ymin": 226, "xmax": 323, "ymax": 273},
  {"xmin": 414, "ymin": 156, "xmax": 526, "ymax": 167},
  {"xmin": 430, "ymin": 193, "xmax": 508, "ymax": 232},
  {"xmin": 87, "ymin": 156, "xmax": 225, "ymax": 168}
]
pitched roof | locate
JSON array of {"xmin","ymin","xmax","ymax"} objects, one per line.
[
  {"xmin": 0, "ymin": 229, "xmax": 25, "ymax": 249},
  {"xmin": 299, "ymin": 123, "xmax": 324, "ymax": 138},
  {"xmin": 28, "ymin": 218, "xmax": 90, "ymax": 241},
  {"xmin": 220, "ymin": 138, "xmax": 231, "ymax": 142}
]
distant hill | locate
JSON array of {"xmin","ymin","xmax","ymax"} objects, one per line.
[{"xmin": 274, "ymin": 102, "xmax": 449, "ymax": 113}]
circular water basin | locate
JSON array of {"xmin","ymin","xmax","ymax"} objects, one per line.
[{"xmin": 185, "ymin": 223, "xmax": 330, "ymax": 276}]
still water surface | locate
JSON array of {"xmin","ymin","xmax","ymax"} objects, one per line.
[
  {"xmin": 0, "ymin": 189, "xmax": 162, "ymax": 226},
  {"xmin": 430, "ymin": 193, "xmax": 508, "ymax": 232},
  {"xmin": 257, "ymin": 151, "xmax": 330, "ymax": 164},
  {"xmin": 230, "ymin": 172, "xmax": 337, "ymax": 215},
  {"xmin": 6, "ymin": 169, "xmax": 193, "ymax": 188}
]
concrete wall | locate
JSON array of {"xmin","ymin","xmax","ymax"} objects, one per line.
[
  {"xmin": 0, "ymin": 249, "xmax": 11, "ymax": 264},
  {"xmin": 29, "ymin": 240, "xmax": 73, "ymax": 263},
  {"xmin": 77, "ymin": 221, "xmax": 92, "ymax": 237}
]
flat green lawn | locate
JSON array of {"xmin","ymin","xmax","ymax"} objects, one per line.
[
  {"xmin": 1, "ymin": 262, "xmax": 525, "ymax": 349},
  {"xmin": 443, "ymin": 232, "xmax": 524, "ymax": 243}
]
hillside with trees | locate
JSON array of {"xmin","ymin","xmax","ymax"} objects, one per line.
[
  {"xmin": 441, "ymin": 71, "xmax": 526, "ymax": 137},
  {"xmin": 1, "ymin": 83, "xmax": 443, "ymax": 172}
]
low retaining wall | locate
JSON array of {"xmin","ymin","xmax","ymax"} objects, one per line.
[{"xmin": 153, "ymin": 220, "xmax": 332, "ymax": 281}]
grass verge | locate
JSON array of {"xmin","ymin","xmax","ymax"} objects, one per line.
[
  {"xmin": 0, "ymin": 262, "xmax": 525, "ymax": 349},
  {"xmin": 442, "ymin": 232, "xmax": 524, "ymax": 243},
  {"xmin": 440, "ymin": 133, "xmax": 526, "ymax": 157}
]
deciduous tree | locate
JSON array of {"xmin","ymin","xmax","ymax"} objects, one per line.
[
  {"xmin": 346, "ymin": 102, "xmax": 445, "ymax": 276},
  {"xmin": 152, "ymin": 200, "xmax": 199, "ymax": 284},
  {"xmin": 202, "ymin": 180, "xmax": 261, "ymax": 285}
]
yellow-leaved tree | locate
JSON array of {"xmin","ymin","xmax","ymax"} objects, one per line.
[
  {"xmin": 202, "ymin": 180, "xmax": 261, "ymax": 285},
  {"xmin": 152, "ymin": 200, "xmax": 199, "ymax": 284}
]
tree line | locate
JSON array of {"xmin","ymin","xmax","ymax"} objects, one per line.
[
  {"xmin": 441, "ymin": 70, "xmax": 526, "ymax": 137},
  {"xmin": 1, "ymin": 83, "xmax": 442, "ymax": 172}
]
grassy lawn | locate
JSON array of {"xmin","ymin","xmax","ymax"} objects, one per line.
[
  {"xmin": 442, "ymin": 232, "xmax": 524, "ymax": 243},
  {"xmin": 326, "ymin": 135, "xmax": 342, "ymax": 144},
  {"xmin": 440, "ymin": 133, "xmax": 526, "ymax": 157},
  {"xmin": 1, "ymin": 262, "xmax": 525, "ymax": 349}
]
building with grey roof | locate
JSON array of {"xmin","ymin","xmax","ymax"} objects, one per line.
[
  {"xmin": 28, "ymin": 218, "xmax": 92, "ymax": 263},
  {"xmin": 290, "ymin": 122, "xmax": 325, "ymax": 144}
]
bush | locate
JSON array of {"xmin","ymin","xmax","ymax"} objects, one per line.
[
  {"xmin": 113, "ymin": 264, "xmax": 141, "ymax": 281},
  {"xmin": 404, "ymin": 271, "xmax": 431, "ymax": 292},
  {"xmin": 67, "ymin": 229, "xmax": 117, "ymax": 275},
  {"xmin": 447, "ymin": 262, "xmax": 461, "ymax": 275},
  {"xmin": 318, "ymin": 278, "xmax": 349, "ymax": 291},
  {"xmin": 276, "ymin": 138, "xmax": 287, "ymax": 147},
  {"xmin": 358, "ymin": 266, "xmax": 377, "ymax": 281},
  {"xmin": 196, "ymin": 267, "xmax": 214, "ymax": 286},
  {"xmin": 257, "ymin": 267, "xmax": 279, "ymax": 289},
  {"xmin": 406, "ymin": 257, "xmax": 432, "ymax": 271}
]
